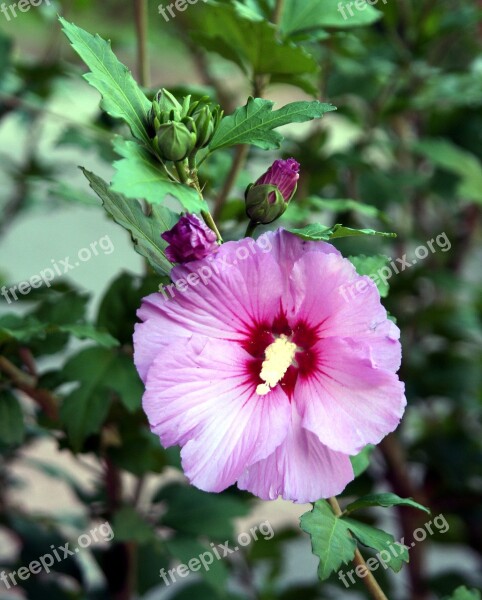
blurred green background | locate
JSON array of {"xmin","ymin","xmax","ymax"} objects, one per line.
[{"xmin": 0, "ymin": 0, "xmax": 481, "ymax": 599}]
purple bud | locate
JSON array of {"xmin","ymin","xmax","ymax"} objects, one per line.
[
  {"xmin": 161, "ymin": 214, "xmax": 218, "ymax": 264},
  {"xmin": 254, "ymin": 158, "xmax": 300, "ymax": 203}
]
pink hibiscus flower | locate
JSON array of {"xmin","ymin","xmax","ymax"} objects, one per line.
[{"xmin": 134, "ymin": 230, "xmax": 405, "ymax": 503}]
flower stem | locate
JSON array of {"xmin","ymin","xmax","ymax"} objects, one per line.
[
  {"xmin": 245, "ymin": 220, "xmax": 258, "ymax": 238},
  {"xmin": 134, "ymin": 0, "xmax": 150, "ymax": 87},
  {"xmin": 213, "ymin": 144, "xmax": 249, "ymax": 220},
  {"xmin": 175, "ymin": 161, "xmax": 189, "ymax": 184},
  {"xmin": 272, "ymin": 0, "xmax": 284, "ymax": 25},
  {"xmin": 328, "ymin": 497, "xmax": 389, "ymax": 600},
  {"xmin": 201, "ymin": 210, "xmax": 223, "ymax": 243}
]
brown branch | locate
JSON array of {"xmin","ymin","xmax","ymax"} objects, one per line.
[
  {"xmin": 0, "ymin": 356, "xmax": 59, "ymax": 421},
  {"xmin": 379, "ymin": 434, "xmax": 430, "ymax": 600}
]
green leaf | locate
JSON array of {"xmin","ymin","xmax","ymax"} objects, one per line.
[
  {"xmin": 82, "ymin": 168, "xmax": 177, "ymax": 276},
  {"xmin": 301, "ymin": 499, "xmax": 412, "ymax": 580},
  {"xmin": 59, "ymin": 18, "xmax": 151, "ymax": 144},
  {"xmin": 113, "ymin": 507, "xmax": 155, "ymax": 544},
  {"xmin": 414, "ymin": 139, "xmax": 482, "ymax": 204},
  {"xmin": 154, "ymin": 483, "xmax": 249, "ymax": 539},
  {"xmin": 343, "ymin": 518, "xmax": 409, "ymax": 572},
  {"xmin": 344, "ymin": 493, "xmax": 430, "ymax": 515},
  {"xmin": 188, "ymin": 1, "xmax": 319, "ymax": 79},
  {"xmin": 0, "ymin": 314, "xmax": 47, "ymax": 343},
  {"xmin": 349, "ymin": 255, "xmax": 391, "ymax": 297},
  {"xmin": 110, "ymin": 138, "xmax": 207, "ymax": 212},
  {"xmin": 445, "ymin": 586, "xmax": 482, "ymax": 600},
  {"xmin": 280, "ymin": 0, "xmax": 383, "ymax": 37},
  {"xmin": 350, "ymin": 445, "xmax": 375, "ymax": 477},
  {"xmin": 166, "ymin": 536, "xmax": 229, "ymax": 592},
  {"xmin": 0, "ymin": 314, "xmax": 118, "ymax": 348},
  {"xmin": 0, "ymin": 390, "xmax": 25, "ymax": 446},
  {"xmin": 210, "ymin": 97, "xmax": 335, "ymax": 151},
  {"xmin": 60, "ymin": 347, "xmax": 143, "ymax": 449},
  {"xmin": 59, "ymin": 323, "xmax": 118, "ymax": 348},
  {"xmin": 308, "ymin": 197, "xmax": 384, "ymax": 219},
  {"xmin": 97, "ymin": 272, "xmax": 163, "ymax": 345},
  {"xmin": 300, "ymin": 500, "xmax": 357, "ymax": 580},
  {"xmin": 60, "ymin": 348, "xmax": 116, "ymax": 449},
  {"xmin": 287, "ymin": 223, "xmax": 396, "ymax": 241}
]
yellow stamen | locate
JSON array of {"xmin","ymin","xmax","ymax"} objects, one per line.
[{"xmin": 256, "ymin": 334, "xmax": 297, "ymax": 396}]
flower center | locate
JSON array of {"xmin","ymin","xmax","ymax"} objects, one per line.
[{"xmin": 256, "ymin": 334, "xmax": 298, "ymax": 396}]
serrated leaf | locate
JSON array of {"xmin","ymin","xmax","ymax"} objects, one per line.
[
  {"xmin": 344, "ymin": 493, "xmax": 430, "ymax": 515},
  {"xmin": 82, "ymin": 168, "xmax": 177, "ymax": 276},
  {"xmin": 210, "ymin": 97, "xmax": 335, "ymax": 151},
  {"xmin": 0, "ymin": 390, "xmax": 25, "ymax": 446},
  {"xmin": 350, "ymin": 445, "xmax": 375, "ymax": 477},
  {"xmin": 287, "ymin": 223, "xmax": 396, "ymax": 241},
  {"xmin": 281, "ymin": 0, "xmax": 382, "ymax": 37},
  {"xmin": 111, "ymin": 138, "xmax": 207, "ymax": 212},
  {"xmin": 349, "ymin": 255, "xmax": 390, "ymax": 297},
  {"xmin": 59, "ymin": 18, "xmax": 151, "ymax": 144},
  {"xmin": 343, "ymin": 518, "xmax": 409, "ymax": 572},
  {"xmin": 300, "ymin": 500, "xmax": 357, "ymax": 580}
]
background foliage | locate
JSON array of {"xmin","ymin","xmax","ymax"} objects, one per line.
[{"xmin": 0, "ymin": 0, "xmax": 481, "ymax": 598}]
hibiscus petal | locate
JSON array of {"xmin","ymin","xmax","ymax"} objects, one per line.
[
  {"xmin": 264, "ymin": 229, "xmax": 340, "ymax": 273},
  {"xmin": 143, "ymin": 335, "xmax": 291, "ymax": 492},
  {"xmin": 134, "ymin": 240, "xmax": 286, "ymax": 382},
  {"xmin": 289, "ymin": 251, "xmax": 401, "ymax": 371},
  {"xmin": 238, "ymin": 405, "xmax": 354, "ymax": 503},
  {"xmin": 296, "ymin": 336, "xmax": 406, "ymax": 455}
]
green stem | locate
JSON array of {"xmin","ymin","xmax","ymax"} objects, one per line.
[
  {"xmin": 328, "ymin": 497, "xmax": 389, "ymax": 600},
  {"xmin": 134, "ymin": 0, "xmax": 150, "ymax": 87},
  {"xmin": 213, "ymin": 144, "xmax": 249, "ymax": 220},
  {"xmin": 201, "ymin": 210, "xmax": 223, "ymax": 242},
  {"xmin": 175, "ymin": 161, "xmax": 189, "ymax": 184},
  {"xmin": 272, "ymin": 0, "xmax": 284, "ymax": 26},
  {"xmin": 244, "ymin": 220, "xmax": 258, "ymax": 238}
]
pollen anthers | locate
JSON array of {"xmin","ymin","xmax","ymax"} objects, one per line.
[{"xmin": 256, "ymin": 334, "xmax": 297, "ymax": 396}]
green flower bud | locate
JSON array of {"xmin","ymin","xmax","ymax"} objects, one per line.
[
  {"xmin": 192, "ymin": 106, "xmax": 215, "ymax": 149},
  {"xmin": 155, "ymin": 121, "xmax": 197, "ymax": 162},
  {"xmin": 148, "ymin": 89, "xmax": 223, "ymax": 160},
  {"xmin": 245, "ymin": 184, "xmax": 288, "ymax": 224}
]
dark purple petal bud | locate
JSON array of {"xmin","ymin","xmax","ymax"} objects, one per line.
[
  {"xmin": 161, "ymin": 214, "xmax": 218, "ymax": 264},
  {"xmin": 245, "ymin": 158, "xmax": 300, "ymax": 224},
  {"xmin": 254, "ymin": 158, "xmax": 300, "ymax": 203}
]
